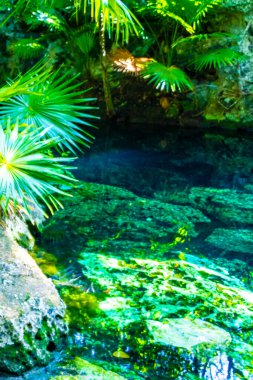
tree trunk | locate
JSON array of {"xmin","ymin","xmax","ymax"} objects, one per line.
[{"xmin": 99, "ymin": 12, "xmax": 115, "ymax": 117}]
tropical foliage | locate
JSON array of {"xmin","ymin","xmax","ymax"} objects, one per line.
[
  {"xmin": 0, "ymin": 69, "xmax": 97, "ymax": 152},
  {"xmin": 0, "ymin": 63, "xmax": 97, "ymax": 220},
  {"xmin": 132, "ymin": 0, "xmax": 243, "ymax": 92},
  {"xmin": 0, "ymin": 0, "xmax": 245, "ymax": 220},
  {"xmin": 0, "ymin": 120, "xmax": 76, "ymax": 217}
]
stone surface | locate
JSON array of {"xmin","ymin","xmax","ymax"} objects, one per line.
[
  {"xmin": 0, "ymin": 229, "xmax": 66, "ymax": 374},
  {"xmin": 51, "ymin": 357, "xmax": 127, "ymax": 380},
  {"xmin": 42, "ymin": 182, "xmax": 210, "ymax": 248},
  {"xmin": 146, "ymin": 318, "xmax": 231, "ymax": 351},
  {"xmin": 189, "ymin": 187, "xmax": 253, "ymax": 224},
  {"xmin": 206, "ymin": 228, "xmax": 253, "ymax": 254},
  {"xmin": 204, "ymin": 0, "xmax": 253, "ymax": 124},
  {"xmin": 4, "ymin": 215, "xmax": 35, "ymax": 250},
  {"xmin": 157, "ymin": 187, "xmax": 253, "ymax": 225}
]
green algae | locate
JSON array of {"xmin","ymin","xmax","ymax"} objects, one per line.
[
  {"xmin": 60, "ymin": 287, "xmax": 99, "ymax": 328},
  {"xmin": 37, "ymin": 181, "xmax": 253, "ymax": 379}
]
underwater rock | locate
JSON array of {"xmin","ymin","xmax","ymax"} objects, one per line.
[
  {"xmin": 160, "ymin": 187, "xmax": 253, "ymax": 225},
  {"xmin": 146, "ymin": 318, "xmax": 231, "ymax": 352},
  {"xmin": 206, "ymin": 228, "xmax": 253, "ymax": 254},
  {"xmin": 42, "ymin": 182, "xmax": 210, "ymax": 249},
  {"xmin": 77, "ymin": 252, "xmax": 253, "ymax": 377},
  {"xmin": 0, "ymin": 228, "xmax": 66, "ymax": 374},
  {"xmin": 51, "ymin": 357, "xmax": 127, "ymax": 380},
  {"xmin": 189, "ymin": 187, "xmax": 253, "ymax": 224}
]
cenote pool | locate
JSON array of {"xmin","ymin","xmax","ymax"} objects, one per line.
[{"xmin": 16, "ymin": 126, "xmax": 253, "ymax": 380}]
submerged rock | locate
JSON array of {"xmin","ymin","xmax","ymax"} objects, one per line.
[
  {"xmin": 158, "ymin": 187, "xmax": 253, "ymax": 225},
  {"xmin": 206, "ymin": 228, "xmax": 253, "ymax": 254},
  {"xmin": 0, "ymin": 229, "xmax": 66, "ymax": 374},
  {"xmin": 50, "ymin": 357, "xmax": 127, "ymax": 380},
  {"xmin": 42, "ymin": 182, "xmax": 210, "ymax": 250},
  {"xmin": 77, "ymin": 252, "xmax": 253, "ymax": 378},
  {"xmin": 189, "ymin": 187, "xmax": 253, "ymax": 224},
  {"xmin": 147, "ymin": 318, "xmax": 231, "ymax": 352}
]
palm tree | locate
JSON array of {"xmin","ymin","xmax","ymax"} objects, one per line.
[{"xmin": 76, "ymin": 0, "xmax": 142, "ymax": 116}]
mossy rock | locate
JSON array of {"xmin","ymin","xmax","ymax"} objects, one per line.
[
  {"xmin": 42, "ymin": 182, "xmax": 210, "ymax": 250},
  {"xmin": 51, "ymin": 357, "xmax": 127, "ymax": 380},
  {"xmin": 146, "ymin": 318, "xmax": 231, "ymax": 353},
  {"xmin": 206, "ymin": 228, "xmax": 253, "ymax": 254}
]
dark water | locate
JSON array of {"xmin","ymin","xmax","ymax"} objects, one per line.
[{"xmin": 8, "ymin": 126, "xmax": 253, "ymax": 380}]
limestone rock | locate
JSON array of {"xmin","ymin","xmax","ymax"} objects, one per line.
[
  {"xmin": 147, "ymin": 318, "xmax": 231, "ymax": 352},
  {"xmin": 155, "ymin": 187, "xmax": 253, "ymax": 225},
  {"xmin": 0, "ymin": 229, "xmax": 66, "ymax": 374},
  {"xmin": 42, "ymin": 182, "xmax": 210, "ymax": 250},
  {"xmin": 206, "ymin": 228, "xmax": 253, "ymax": 254},
  {"xmin": 189, "ymin": 187, "xmax": 253, "ymax": 224},
  {"xmin": 50, "ymin": 357, "xmax": 127, "ymax": 380},
  {"xmin": 204, "ymin": 0, "xmax": 253, "ymax": 124}
]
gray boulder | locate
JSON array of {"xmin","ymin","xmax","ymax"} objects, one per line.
[{"xmin": 0, "ymin": 228, "xmax": 66, "ymax": 374}]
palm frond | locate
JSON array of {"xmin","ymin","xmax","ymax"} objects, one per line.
[
  {"xmin": 0, "ymin": 59, "xmax": 52, "ymax": 102},
  {"xmin": 146, "ymin": 0, "xmax": 221, "ymax": 33},
  {"xmin": 0, "ymin": 120, "xmax": 76, "ymax": 218},
  {"xmin": 74, "ymin": 31, "xmax": 96, "ymax": 56},
  {"xmin": 172, "ymin": 33, "xmax": 236, "ymax": 48},
  {"xmin": 0, "ymin": 69, "xmax": 98, "ymax": 152},
  {"xmin": 25, "ymin": 8, "xmax": 67, "ymax": 32},
  {"xmin": 8, "ymin": 38, "xmax": 45, "ymax": 60},
  {"xmin": 192, "ymin": 0, "xmax": 222, "ymax": 28},
  {"xmin": 146, "ymin": 1, "xmax": 194, "ymax": 34},
  {"xmin": 142, "ymin": 61, "xmax": 194, "ymax": 92},
  {"xmin": 192, "ymin": 48, "xmax": 244, "ymax": 71},
  {"xmin": 80, "ymin": 0, "xmax": 142, "ymax": 43}
]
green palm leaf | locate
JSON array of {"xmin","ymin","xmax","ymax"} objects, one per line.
[
  {"xmin": 0, "ymin": 69, "xmax": 98, "ymax": 152},
  {"xmin": 142, "ymin": 61, "xmax": 194, "ymax": 92},
  {"xmin": 74, "ymin": 31, "xmax": 96, "ymax": 56},
  {"xmin": 0, "ymin": 120, "xmax": 76, "ymax": 218},
  {"xmin": 192, "ymin": 48, "xmax": 244, "ymax": 71},
  {"xmin": 146, "ymin": 0, "xmax": 221, "ymax": 33},
  {"xmin": 0, "ymin": 59, "xmax": 52, "ymax": 102},
  {"xmin": 172, "ymin": 33, "xmax": 236, "ymax": 48},
  {"xmin": 80, "ymin": 0, "xmax": 142, "ymax": 42},
  {"xmin": 8, "ymin": 38, "xmax": 45, "ymax": 60},
  {"xmin": 192, "ymin": 0, "xmax": 222, "ymax": 28}
]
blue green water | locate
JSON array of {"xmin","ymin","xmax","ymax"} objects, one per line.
[{"xmin": 16, "ymin": 128, "xmax": 253, "ymax": 380}]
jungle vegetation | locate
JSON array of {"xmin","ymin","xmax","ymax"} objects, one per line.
[{"xmin": 0, "ymin": 0, "xmax": 243, "ymax": 221}]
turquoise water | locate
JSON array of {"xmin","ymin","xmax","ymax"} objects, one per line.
[{"xmin": 17, "ymin": 127, "xmax": 253, "ymax": 379}]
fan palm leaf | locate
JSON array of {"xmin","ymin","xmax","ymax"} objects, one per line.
[
  {"xmin": 0, "ymin": 120, "xmax": 77, "ymax": 217},
  {"xmin": 142, "ymin": 61, "xmax": 194, "ymax": 92},
  {"xmin": 79, "ymin": 0, "xmax": 142, "ymax": 42},
  {"xmin": 0, "ymin": 59, "xmax": 52, "ymax": 102},
  {"xmin": 8, "ymin": 38, "xmax": 45, "ymax": 60},
  {"xmin": 0, "ymin": 69, "xmax": 98, "ymax": 152},
  {"xmin": 191, "ymin": 48, "xmax": 244, "ymax": 71}
]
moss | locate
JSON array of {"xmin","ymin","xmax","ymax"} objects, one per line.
[{"xmin": 60, "ymin": 287, "xmax": 99, "ymax": 329}]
